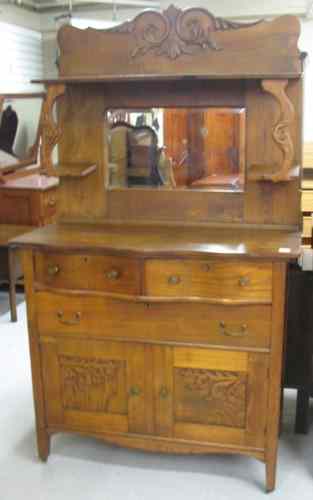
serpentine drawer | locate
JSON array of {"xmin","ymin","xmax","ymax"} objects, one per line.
[
  {"xmin": 34, "ymin": 251, "xmax": 141, "ymax": 295},
  {"xmin": 144, "ymin": 259, "xmax": 273, "ymax": 302},
  {"xmin": 35, "ymin": 292, "xmax": 272, "ymax": 349}
]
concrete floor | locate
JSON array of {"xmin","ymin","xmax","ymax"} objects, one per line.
[{"xmin": 1, "ymin": 292, "xmax": 313, "ymax": 500}]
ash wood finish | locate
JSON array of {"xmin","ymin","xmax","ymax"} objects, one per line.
[
  {"xmin": 144, "ymin": 259, "xmax": 272, "ymax": 301},
  {"xmin": 39, "ymin": 84, "xmax": 65, "ymax": 177},
  {"xmin": 34, "ymin": 252, "xmax": 140, "ymax": 294},
  {"xmin": 56, "ymin": 7, "xmax": 301, "ymax": 79},
  {"xmin": 14, "ymin": 225, "xmax": 292, "ymax": 491},
  {"xmin": 13, "ymin": 4, "xmax": 304, "ymax": 493},
  {"xmin": 250, "ymin": 80, "xmax": 295, "ymax": 182},
  {"xmin": 0, "ymin": 174, "xmax": 59, "ymax": 226},
  {"xmin": 12, "ymin": 223, "xmax": 301, "ymax": 260},
  {"xmin": 35, "ymin": 292, "xmax": 272, "ymax": 349}
]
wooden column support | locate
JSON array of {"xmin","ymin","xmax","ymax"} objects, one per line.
[
  {"xmin": 40, "ymin": 84, "xmax": 66, "ymax": 176},
  {"xmin": 260, "ymin": 79, "xmax": 295, "ymax": 182}
]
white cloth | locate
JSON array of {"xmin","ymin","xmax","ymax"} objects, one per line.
[{"xmin": 0, "ymin": 149, "xmax": 17, "ymax": 169}]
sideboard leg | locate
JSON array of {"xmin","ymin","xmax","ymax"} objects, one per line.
[
  {"xmin": 265, "ymin": 459, "xmax": 276, "ymax": 493},
  {"xmin": 37, "ymin": 428, "xmax": 50, "ymax": 462}
]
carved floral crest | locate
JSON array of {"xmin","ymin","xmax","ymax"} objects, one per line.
[{"xmin": 110, "ymin": 4, "xmax": 261, "ymax": 60}]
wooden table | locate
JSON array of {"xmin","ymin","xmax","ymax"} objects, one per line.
[{"xmin": 0, "ymin": 224, "xmax": 32, "ymax": 321}]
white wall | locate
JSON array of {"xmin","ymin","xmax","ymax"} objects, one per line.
[{"xmin": 0, "ymin": 4, "xmax": 41, "ymax": 31}]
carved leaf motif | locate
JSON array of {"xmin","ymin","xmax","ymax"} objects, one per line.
[
  {"xmin": 39, "ymin": 84, "xmax": 65, "ymax": 177},
  {"xmin": 109, "ymin": 4, "xmax": 262, "ymax": 60},
  {"xmin": 260, "ymin": 79, "xmax": 295, "ymax": 182},
  {"xmin": 175, "ymin": 367, "xmax": 247, "ymax": 428},
  {"xmin": 59, "ymin": 355, "xmax": 125, "ymax": 413}
]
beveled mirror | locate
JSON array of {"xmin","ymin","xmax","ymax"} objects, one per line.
[
  {"xmin": 0, "ymin": 93, "xmax": 44, "ymax": 181},
  {"xmin": 106, "ymin": 107, "xmax": 246, "ymax": 191}
]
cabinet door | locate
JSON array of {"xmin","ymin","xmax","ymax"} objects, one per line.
[
  {"xmin": 153, "ymin": 346, "xmax": 269, "ymax": 449},
  {"xmin": 40, "ymin": 338, "xmax": 146, "ymax": 435}
]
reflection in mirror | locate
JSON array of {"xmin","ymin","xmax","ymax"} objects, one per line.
[
  {"xmin": 0, "ymin": 94, "xmax": 43, "ymax": 177},
  {"xmin": 106, "ymin": 107, "xmax": 245, "ymax": 191}
]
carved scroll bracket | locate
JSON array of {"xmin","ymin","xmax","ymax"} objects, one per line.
[
  {"xmin": 253, "ymin": 79, "xmax": 295, "ymax": 183},
  {"xmin": 40, "ymin": 83, "xmax": 66, "ymax": 177}
]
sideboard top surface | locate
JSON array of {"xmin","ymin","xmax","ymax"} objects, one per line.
[{"xmin": 10, "ymin": 223, "xmax": 301, "ymax": 260}]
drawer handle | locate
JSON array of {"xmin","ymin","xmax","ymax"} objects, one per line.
[
  {"xmin": 47, "ymin": 264, "xmax": 60, "ymax": 277},
  {"xmin": 168, "ymin": 275, "xmax": 181, "ymax": 285},
  {"xmin": 129, "ymin": 386, "xmax": 141, "ymax": 397},
  {"xmin": 57, "ymin": 311, "xmax": 81, "ymax": 326},
  {"xmin": 238, "ymin": 276, "xmax": 250, "ymax": 287},
  {"xmin": 219, "ymin": 321, "xmax": 248, "ymax": 337},
  {"xmin": 202, "ymin": 263, "xmax": 211, "ymax": 272},
  {"xmin": 159, "ymin": 385, "xmax": 169, "ymax": 399},
  {"xmin": 47, "ymin": 197, "xmax": 57, "ymax": 208},
  {"xmin": 105, "ymin": 269, "xmax": 120, "ymax": 280}
]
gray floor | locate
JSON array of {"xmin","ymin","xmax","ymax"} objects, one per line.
[{"xmin": 1, "ymin": 292, "xmax": 313, "ymax": 500}]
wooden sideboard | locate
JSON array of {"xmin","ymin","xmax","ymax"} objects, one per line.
[{"xmin": 12, "ymin": 5, "xmax": 304, "ymax": 492}]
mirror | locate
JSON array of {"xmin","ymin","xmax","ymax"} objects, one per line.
[
  {"xmin": 106, "ymin": 107, "xmax": 245, "ymax": 191},
  {"xmin": 0, "ymin": 94, "xmax": 43, "ymax": 177}
]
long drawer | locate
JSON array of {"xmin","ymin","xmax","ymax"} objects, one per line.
[
  {"xmin": 144, "ymin": 259, "xmax": 272, "ymax": 302},
  {"xmin": 34, "ymin": 252, "xmax": 141, "ymax": 295},
  {"xmin": 35, "ymin": 292, "xmax": 272, "ymax": 349}
]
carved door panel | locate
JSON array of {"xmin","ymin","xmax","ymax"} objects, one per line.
[
  {"xmin": 40, "ymin": 338, "xmax": 147, "ymax": 435},
  {"xmin": 153, "ymin": 346, "xmax": 269, "ymax": 449}
]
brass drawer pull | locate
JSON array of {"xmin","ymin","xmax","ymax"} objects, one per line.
[
  {"xmin": 238, "ymin": 276, "xmax": 250, "ymax": 287},
  {"xmin": 47, "ymin": 197, "xmax": 57, "ymax": 208},
  {"xmin": 219, "ymin": 321, "xmax": 248, "ymax": 337},
  {"xmin": 105, "ymin": 269, "xmax": 120, "ymax": 280},
  {"xmin": 159, "ymin": 385, "xmax": 169, "ymax": 399},
  {"xmin": 47, "ymin": 264, "xmax": 60, "ymax": 277},
  {"xmin": 202, "ymin": 263, "xmax": 211, "ymax": 272},
  {"xmin": 129, "ymin": 386, "xmax": 141, "ymax": 397},
  {"xmin": 168, "ymin": 275, "xmax": 181, "ymax": 285},
  {"xmin": 57, "ymin": 311, "xmax": 81, "ymax": 326}
]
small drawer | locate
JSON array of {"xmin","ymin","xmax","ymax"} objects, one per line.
[
  {"xmin": 34, "ymin": 252, "xmax": 140, "ymax": 295},
  {"xmin": 36, "ymin": 292, "xmax": 271, "ymax": 349},
  {"xmin": 144, "ymin": 259, "xmax": 272, "ymax": 302}
]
